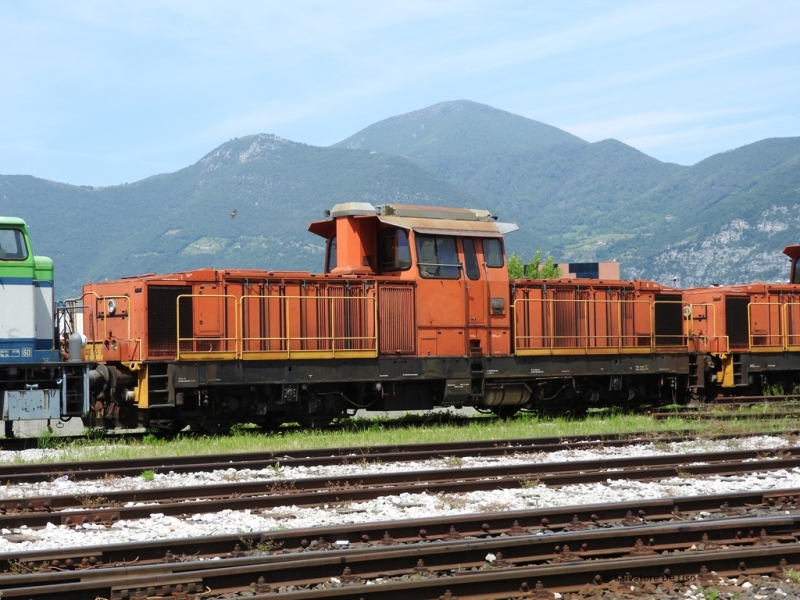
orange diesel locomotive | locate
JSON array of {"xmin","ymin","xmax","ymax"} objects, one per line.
[
  {"xmin": 72, "ymin": 203, "xmax": 790, "ymax": 432},
  {"xmin": 677, "ymin": 245, "xmax": 800, "ymax": 398}
]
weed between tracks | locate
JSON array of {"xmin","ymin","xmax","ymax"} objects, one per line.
[
  {"xmin": 238, "ymin": 535, "xmax": 284, "ymax": 554},
  {"xmin": 76, "ymin": 494, "xmax": 108, "ymax": 508},
  {"xmin": 437, "ymin": 493, "xmax": 469, "ymax": 511},
  {"xmin": 785, "ymin": 569, "xmax": 800, "ymax": 584},
  {"xmin": 4, "ymin": 411, "xmax": 800, "ymax": 464}
]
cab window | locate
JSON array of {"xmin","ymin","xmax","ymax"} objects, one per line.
[
  {"xmin": 416, "ymin": 234, "xmax": 460, "ymax": 279},
  {"xmin": 483, "ymin": 238, "xmax": 504, "ymax": 268},
  {"xmin": 378, "ymin": 227, "xmax": 411, "ymax": 272},
  {"xmin": 463, "ymin": 238, "xmax": 480, "ymax": 280},
  {"xmin": 0, "ymin": 229, "xmax": 28, "ymax": 261},
  {"xmin": 326, "ymin": 236, "xmax": 337, "ymax": 272}
]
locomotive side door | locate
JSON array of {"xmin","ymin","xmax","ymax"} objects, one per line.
[
  {"xmin": 462, "ymin": 237, "xmax": 487, "ymax": 354},
  {"xmin": 413, "ymin": 233, "xmax": 466, "ymax": 356},
  {"xmin": 481, "ymin": 237, "xmax": 512, "ymax": 356}
]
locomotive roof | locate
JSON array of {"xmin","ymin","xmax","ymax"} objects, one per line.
[
  {"xmin": 783, "ymin": 245, "xmax": 800, "ymax": 260},
  {"xmin": 0, "ymin": 217, "xmax": 27, "ymax": 227},
  {"xmin": 308, "ymin": 202, "xmax": 518, "ymax": 238}
]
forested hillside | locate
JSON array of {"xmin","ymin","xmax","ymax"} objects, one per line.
[
  {"xmin": 1, "ymin": 135, "xmax": 478, "ymax": 295},
  {"xmin": 2, "ymin": 100, "xmax": 799, "ymax": 296},
  {"xmin": 337, "ymin": 101, "xmax": 800, "ymax": 286}
]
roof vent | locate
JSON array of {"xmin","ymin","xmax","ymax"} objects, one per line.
[{"xmin": 329, "ymin": 203, "xmax": 378, "ymax": 218}]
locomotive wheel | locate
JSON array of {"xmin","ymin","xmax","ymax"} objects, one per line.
[
  {"xmin": 490, "ymin": 406, "xmax": 520, "ymax": 419},
  {"xmin": 148, "ymin": 419, "xmax": 188, "ymax": 434},
  {"xmin": 299, "ymin": 416, "xmax": 334, "ymax": 429},
  {"xmin": 191, "ymin": 420, "xmax": 233, "ymax": 435},
  {"xmin": 259, "ymin": 419, "xmax": 286, "ymax": 433}
]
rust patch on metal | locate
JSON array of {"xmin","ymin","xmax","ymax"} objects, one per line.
[
  {"xmin": 567, "ymin": 514, "xmax": 588, "ymax": 530},
  {"xmin": 251, "ymin": 577, "xmax": 271, "ymax": 593},
  {"xmin": 506, "ymin": 519, "xmax": 528, "ymax": 536},
  {"xmin": 629, "ymin": 538, "xmax": 656, "ymax": 556},
  {"xmin": 61, "ymin": 511, "xmax": 119, "ymax": 526},
  {"xmin": 111, "ymin": 581, "xmax": 202, "ymax": 600},
  {"xmin": 340, "ymin": 566, "xmax": 361, "ymax": 585},
  {"xmin": 552, "ymin": 543, "xmax": 582, "ymax": 563}
]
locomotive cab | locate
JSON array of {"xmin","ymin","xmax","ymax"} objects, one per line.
[{"xmin": 309, "ymin": 203, "xmax": 519, "ymax": 357}]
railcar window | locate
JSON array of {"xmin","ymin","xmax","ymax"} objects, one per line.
[
  {"xmin": 326, "ymin": 236, "xmax": 337, "ymax": 272},
  {"xmin": 415, "ymin": 234, "xmax": 461, "ymax": 279},
  {"xmin": 483, "ymin": 238, "xmax": 504, "ymax": 268},
  {"xmin": 378, "ymin": 227, "xmax": 411, "ymax": 271},
  {"xmin": 463, "ymin": 238, "xmax": 480, "ymax": 280},
  {"xmin": 0, "ymin": 229, "xmax": 28, "ymax": 261}
]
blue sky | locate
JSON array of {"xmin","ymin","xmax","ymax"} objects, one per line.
[{"xmin": 2, "ymin": 1, "xmax": 798, "ymax": 186}]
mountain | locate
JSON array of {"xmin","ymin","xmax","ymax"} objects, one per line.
[
  {"xmin": 337, "ymin": 99, "xmax": 585, "ymax": 158},
  {"xmin": 1, "ymin": 135, "xmax": 480, "ymax": 296},
  {"xmin": 2, "ymin": 100, "xmax": 800, "ymax": 296},
  {"xmin": 628, "ymin": 138, "xmax": 800, "ymax": 285},
  {"xmin": 336, "ymin": 101, "xmax": 800, "ymax": 286}
]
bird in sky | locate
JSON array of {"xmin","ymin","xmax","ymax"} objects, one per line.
[{"xmin": 230, "ymin": 209, "xmax": 237, "ymax": 219}]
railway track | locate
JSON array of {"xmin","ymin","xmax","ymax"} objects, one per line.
[
  {"xmin": 651, "ymin": 410, "xmax": 800, "ymax": 421},
  {"xmin": 0, "ymin": 397, "xmax": 795, "ymax": 453},
  {"xmin": 1, "ymin": 446, "xmax": 799, "ymax": 530},
  {"xmin": 650, "ymin": 395, "xmax": 800, "ymax": 420},
  {"xmin": 2, "ymin": 489, "xmax": 800, "ymax": 599},
  {"xmin": 707, "ymin": 395, "xmax": 800, "ymax": 405},
  {"xmin": 0, "ymin": 411, "xmax": 484, "ymax": 452},
  {"xmin": 3, "ymin": 433, "xmax": 800, "ymax": 597},
  {"xmin": 0, "ymin": 429, "xmax": 794, "ymax": 483}
]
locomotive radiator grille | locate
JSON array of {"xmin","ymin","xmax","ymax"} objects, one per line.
[
  {"xmin": 512, "ymin": 289, "xmax": 676, "ymax": 355},
  {"xmin": 237, "ymin": 287, "xmax": 378, "ymax": 360},
  {"xmin": 378, "ymin": 284, "xmax": 415, "ymax": 355}
]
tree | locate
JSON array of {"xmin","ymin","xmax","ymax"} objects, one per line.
[
  {"xmin": 508, "ymin": 250, "xmax": 562, "ymax": 279},
  {"xmin": 507, "ymin": 252, "xmax": 525, "ymax": 279}
]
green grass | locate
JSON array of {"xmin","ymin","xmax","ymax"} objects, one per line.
[
  {"xmin": 13, "ymin": 411, "xmax": 800, "ymax": 464},
  {"xmin": 784, "ymin": 568, "xmax": 800, "ymax": 584}
]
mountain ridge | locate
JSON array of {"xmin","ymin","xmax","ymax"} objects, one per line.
[{"xmin": 2, "ymin": 101, "xmax": 799, "ymax": 296}]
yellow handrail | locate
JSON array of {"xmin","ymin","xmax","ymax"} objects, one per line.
[
  {"xmin": 239, "ymin": 294, "xmax": 378, "ymax": 359},
  {"xmin": 176, "ymin": 294, "xmax": 239, "ymax": 359},
  {"xmin": 512, "ymin": 297, "xmax": 658, "ymax": 355}
]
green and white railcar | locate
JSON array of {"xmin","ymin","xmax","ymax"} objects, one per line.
[
  {"xmin": 0, "ymin": 217, "xmax": 89, "ymax": 431},
  {"xmin": 0, "ymin": 217, "xmax": 59, "ymax": 365}
]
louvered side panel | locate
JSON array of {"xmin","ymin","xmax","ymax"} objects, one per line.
[
  {"xmin": 553, "ymin": 289, "xmax": 579, "ymax": 348},
  {"xmin": 378, "ymin": 284, "xmax": 415, "ymax": 355}
]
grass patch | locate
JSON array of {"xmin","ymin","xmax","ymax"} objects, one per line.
[
  {"xmin": 784, "ymin": 568, "xmax": 800, "ymax": 584},
  {"xmin": 11, "ymin": 412, "xmax": 800, "ymax": 464},
  {"xmin": 37, "ymin": 427, "xmax": 64, "ymax": 450}
]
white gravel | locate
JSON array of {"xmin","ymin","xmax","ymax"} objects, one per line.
[{"xmin": 1, "ymin": 435, "xmax": 798, "ymax": 554}]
